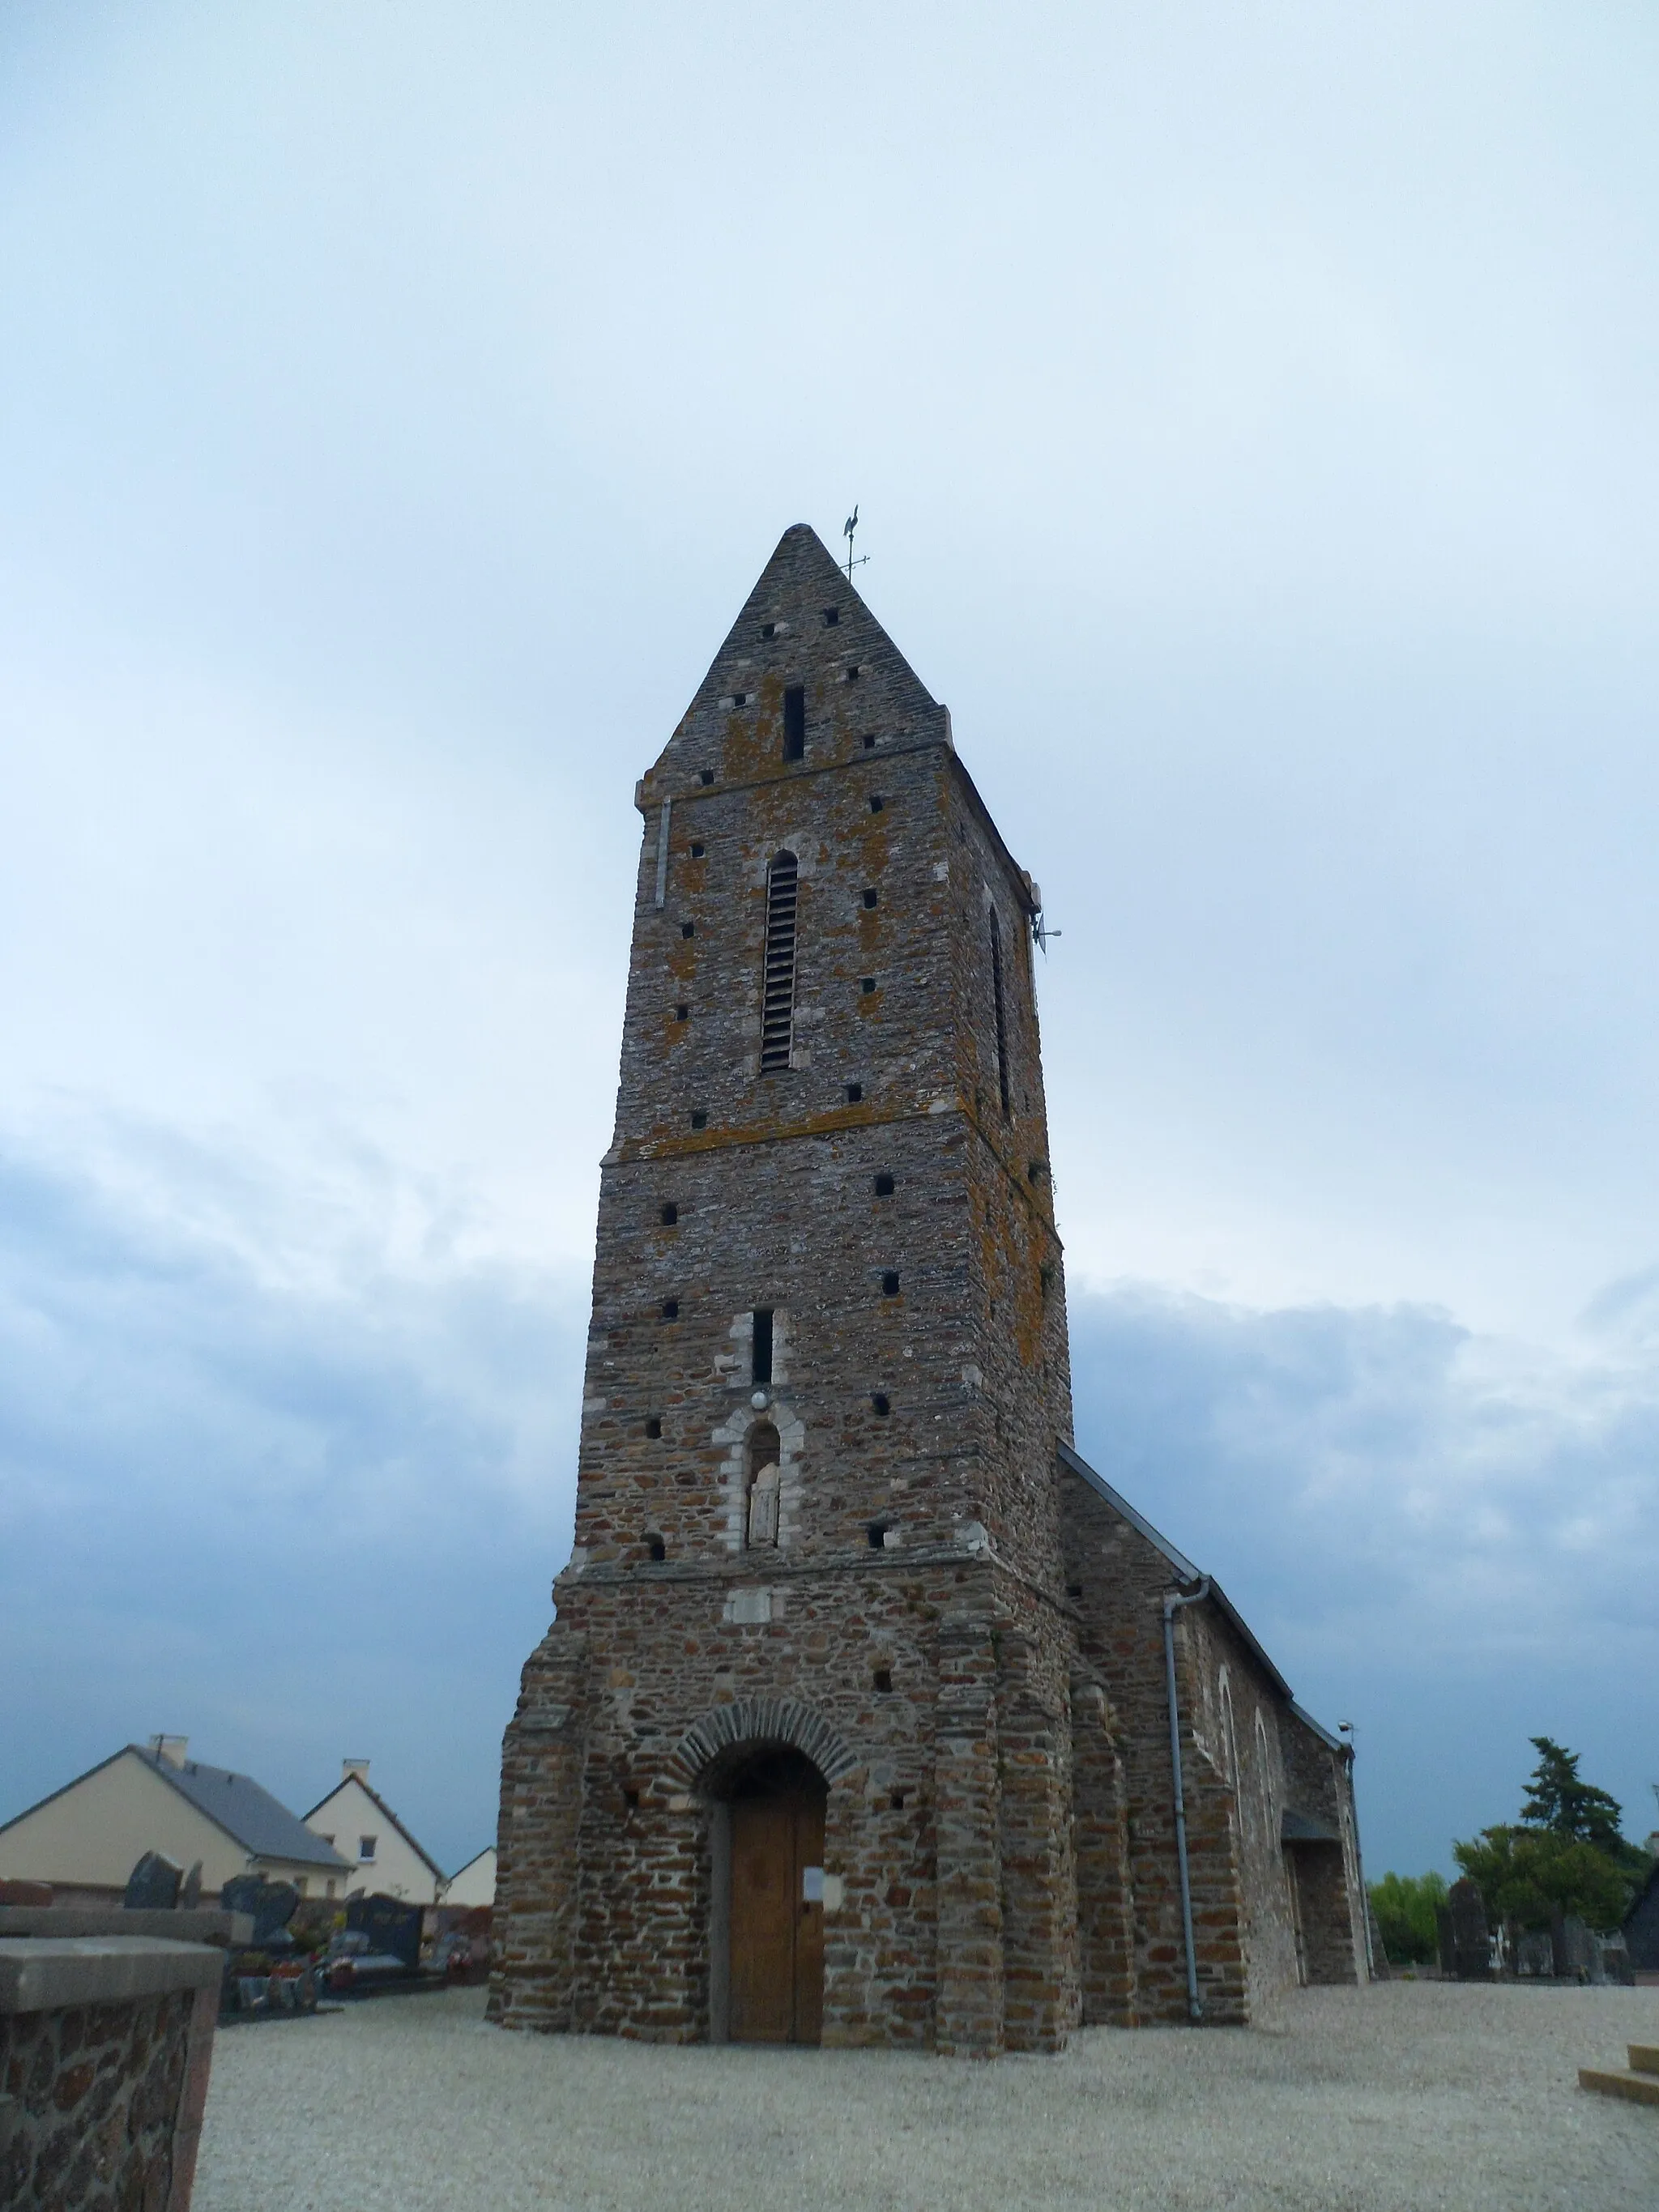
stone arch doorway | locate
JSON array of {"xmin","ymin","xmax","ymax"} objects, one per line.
[{"xmin": 705, "ymin": 1743, "xmax": 827, "ymax": 2045}]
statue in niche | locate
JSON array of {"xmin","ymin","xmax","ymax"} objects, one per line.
[{"xmin": 746, "ymin": 1422, "xmax": 781, "ymax": 1548}]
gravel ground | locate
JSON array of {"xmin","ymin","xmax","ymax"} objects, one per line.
[{"xmin": 194, "ymin": 1980, "xmax": 1659, "ymax": 2212}]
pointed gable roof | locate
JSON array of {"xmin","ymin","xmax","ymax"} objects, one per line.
[
  {"xmin": 302, "ymin": 1771, "xmax": 445, "ymax": 1881},
  {"xmin": 638, "ymin": 523, "xmax": 946, "ymax": 804},
  {"xmin": 1057, "ymin": 1442, "xmax": 1296, "ymax": 1705},
  {"xmin": 0, "ymin": 1745, "xmax": 352, "ymax": 1871}
]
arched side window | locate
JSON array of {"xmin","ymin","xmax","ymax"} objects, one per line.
[
  {"xmin": 988, "ymin": 907, "xmax": 1011, "ymax": 1115},
  {"xmin": 745, "ymin": 1421, "xmax": 781, "ymax": 1549},
  {"xmin": 1255, "ymin": 1709, "xmax": 1276, "ymax": 1839},
  {"xmin": 1218, "ymin": 1669, "xmax": 1239, "ymax": 1791},
  {"xmin": 760, "ymin": 851, "xmax": 799, "ymax": 1073}
]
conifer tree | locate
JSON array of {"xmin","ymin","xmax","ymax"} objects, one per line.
[{"xmin": 1520, "ymin": 1737, "xmax": 1625, "ymax": 1851}]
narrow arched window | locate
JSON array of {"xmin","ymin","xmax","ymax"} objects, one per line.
[
  {"xmin": 1218, "ymin": 1669, "xmax": 1239, "ymax": 1789},
  {"xmin": 1255, "ymin": 1709, "xmax": 1275, "ymax": 1839},
  {"xmin": 760, "ymin": 851, "xmax": 799, "ymax": 1072},
  {"xmin": 988, "ymin": 907, "xmax": 1011, "ymax": 1115}
]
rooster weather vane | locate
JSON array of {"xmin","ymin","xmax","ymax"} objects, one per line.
[{"xmin": 842, "ymin": 506, "xmax": 868, "ymax": 583}]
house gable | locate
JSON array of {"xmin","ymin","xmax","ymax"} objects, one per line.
[
  {"xmin": 0, "ymin": 1750, "xmax": 246, "ymax": 1894},
  {"xmin": 304, "ymin": 1773, "xmax": 443, "ymax": 1900}
]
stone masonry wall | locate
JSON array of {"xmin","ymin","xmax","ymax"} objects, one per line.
[
  {"xmin": 495, "ymin": 1549, "xmax": 1084, "ymax": 2052},
  {"xmin": 493, "ymin": 523, "xmax": 1085, "ymax": 2054},
  {"xmin": 1183, "ymin": 1607, "xmax": 1301, "ymax": 2019},
  {"xmin": 492, "ymin": 1624, "xmax": 590, "ymax": 2032},
  {"xmin": 1, "ymin": 1987, "xmax": 202, "ymax": 2212},
  {"xmin": 494, "ymin": 521, "xmax": 1366, "ymax": 2053},
  {"xmin": 1280, "ymin": 1712, "xmax": 1368, "ymax": 1986},
  {"xmin": 1060, "ymin": 1460, "xmax": 1369, "ymax": 2022},
  {"xmin": 1060, "ymin": 1469, "xmax": 1204, "ymax": 2023}
]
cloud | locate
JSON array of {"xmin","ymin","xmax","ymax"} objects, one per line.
[
  {"xmin": 2, "ymin": 1119, "xmax": 1653, "ymax": 1886},
  {"xmin": 1068, "ymin": 1283, "xmax": 1659, "ymax": 1873},
  {"xmin": 0, "ymin": 1117, "xmax": 586, "ymax": 1873}
]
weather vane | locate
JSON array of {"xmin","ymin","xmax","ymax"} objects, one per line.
[{"xmin": 842, "ymin": 505, "xmax": 868, "ymax": 583}]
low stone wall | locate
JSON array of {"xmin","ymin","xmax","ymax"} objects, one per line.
[{"xmin": 1, "ymin": 1937, "xmax": 223, "ymax": 2211}]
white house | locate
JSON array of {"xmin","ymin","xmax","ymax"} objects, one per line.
[
  {"xmin": 303, "ymin": 1761, "xmax": 446, "ymax": 1904},
  {"xmin": 0, "ymin": 1738, "xmax": 354, "ymax": 1905},
  {"xmin": 442, "ymin": 1844, "xmax": 496, "ymax": 1908}
]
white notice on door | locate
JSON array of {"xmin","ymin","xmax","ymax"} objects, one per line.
[{"xmin": 802, "ymin": 1865, "xmax": 825, "ymax": 1903}]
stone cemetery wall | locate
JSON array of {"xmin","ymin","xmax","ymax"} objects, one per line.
[{"xmin": 0, "ymin": 1937, "xmax": 222, "ymax": 2212}]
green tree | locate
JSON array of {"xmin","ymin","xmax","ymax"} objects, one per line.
[
  {"xmin": 1368, "ymin": 1870, "xmax": 1448, "ymax": 1965},
  {"xmin": 1452, "ymin": 1824, "xmax": 1635, "ymax": 1933},
  {"xmin": 1520, "ymin": 1737, "xmax": 1626, "ymax": 1851}
]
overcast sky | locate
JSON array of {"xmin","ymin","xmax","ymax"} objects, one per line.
[{"xmin": 1, "ymin": 2, "xmax": 1655, "ymax": 1880}]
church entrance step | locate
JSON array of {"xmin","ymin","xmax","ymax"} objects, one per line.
[{"xmin": 1579, "ymin": 2053, "xmax": 1659, "ymax": 2107}]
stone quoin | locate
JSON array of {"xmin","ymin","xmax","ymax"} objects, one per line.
[{"xmin": 490, "ymin": 523, "xmax": 1370, "ymax": 2052}]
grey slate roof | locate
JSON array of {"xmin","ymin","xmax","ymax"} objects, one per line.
[
  {"xmin": 1287, "ymin": 1702, "xmax": 1349, "ymax": 1756},
  {"xmin": 1056, "ymin": 1441, "xmax": 1303, "ymax": 1711},
  {"xmin": 129, "ymin": 1747, "xmax": 350, "ymax": 1869},
  {"xmin": 1281, "ymin": 1807, "xmax": 1341, "ymax": 1844}
]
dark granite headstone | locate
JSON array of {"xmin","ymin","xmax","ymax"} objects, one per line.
[
  {"xmin": 1447, "ymin": 1877, "xmax": 1491, "ymax": 1980},
  {"xmin": 220, "ymin": 1874, "xmax": 301, "ymax": 1948},
  {"xmin": 180, "ymin": 1860, "xmax": 203, "ymax": 1911},
  {"xmin": 345, "ymin": 1891, "xmax": 424, "ymax": 1971},
  {"xmin": 1623, "ymin": 1864, "xmax": 1659, "ymax": 1971},
  {"xmin": 1557, "ymin": 1911, "xmax": 1599, "ymax": 1983},
  {"xmin": 123, "ymin": 1851, "xmax": 182, "ymax": 1911},
  {"xmin": 1550, "ymin": 1904, "xmax": 1569, "ymax": 1978},
  {"xmin": 1516, "ymin": 1929, "xmax": 1555, "ymax": 1978},
  {"xmin": 1598, "ymin": 1932, "xmax": 1636, "ymax": 1986}
]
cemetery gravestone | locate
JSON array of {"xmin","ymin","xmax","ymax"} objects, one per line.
[
  {"xmin": 1516, "ymin": 1930, "xmax": 1555, "ymax": 1977},
  {"xmin": 220, "ymin": 1875, "xmax": 301, "ymax": 1949},
  {"xmin": 123, "ymin": 1850, "xmax": 182, "ymax": 1911},
  {"xmin": 1446, "ymin": 1877, "xmax": 1491, "ymax": 1980},
  {"xmin": 345, "ymin": 1893, "xmax": 424, "ymax": 1971}
]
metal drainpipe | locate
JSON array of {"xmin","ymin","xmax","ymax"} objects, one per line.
[{"xmin": 1162, "ymin": 1577, "xmax": 1211, "ymax": 2023}]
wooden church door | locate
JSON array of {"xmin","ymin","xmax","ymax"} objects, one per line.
[{"xmin": 727, "ymin": 1758, "xmax": 825, "ymax": 2044}]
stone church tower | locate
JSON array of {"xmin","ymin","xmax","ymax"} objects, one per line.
[{"xmin": 493, "ymin": 524, "xmax": 1370, "ymax": 2052}]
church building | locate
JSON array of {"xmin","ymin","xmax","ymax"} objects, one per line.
[{"xmin": 491, "ymin": 524, "xmax": 1369, "ymax": 2052}]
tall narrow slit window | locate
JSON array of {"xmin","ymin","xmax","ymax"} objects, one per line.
[
  {"xmin": 752, "ymin": 1307, "xmax": 774, "ymax": 1387},
  {"xmin": 989, "ymin": 908, "xmax": 1011, "ymax": 1115},
  {"xmin": 783, "ymin": 685, "xmax": 806, "ymax": 762},
  {"xmin": 759, "ymin": 850, "xmax": 799, "ymax": 1072}
]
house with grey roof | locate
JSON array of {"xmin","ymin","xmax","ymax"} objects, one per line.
[
  {"xmin": 303, "ymin": 1760, "xmax": 446, "ymax": 1903},
  {"xmin": 0, "ymin": 1737, "xmax": 353, "ymax": 1907}
]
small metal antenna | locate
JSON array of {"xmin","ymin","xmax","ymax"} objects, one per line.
[
  {"xmin": 1033, "ymin": 911, "xmax": 1063, "ymax": 954},
  {"xmin": 842, "ymin": 506, "xmax": 868, "ymax": 583}
]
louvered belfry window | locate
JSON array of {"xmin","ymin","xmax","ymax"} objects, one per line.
[{"xmin": 760, "ymin": 850, "xmax": 799, "ymax": 1072}]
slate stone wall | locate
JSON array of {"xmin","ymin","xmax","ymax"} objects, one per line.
[
  {"xmin": 0, "ymin": 1984, "xmax": 211, "ymax": 2212},
  {"xmin": 495, "ymin": 1554, "xmax": 1085, "ymax": 2051},
  {"xmin": 1059, "ymin": 1464, "xmax": 1369, "ymax": 2024},
  {"xmin": 1281, "ymin": 1711, "xmax": 1369, "ymax": 1984},
  {"xmin": 1183, "ymin": 1605, "xmax": 1299, "ymax": 2019}
]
